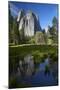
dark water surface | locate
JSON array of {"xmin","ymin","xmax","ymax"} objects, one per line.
[{"xmin": 9, "ymin": 54, "xmax": 58, "ymax": 88}]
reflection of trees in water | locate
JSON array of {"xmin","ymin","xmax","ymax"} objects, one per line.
[
  {"xmin": 40, "ymin": 56, "xmax": 58, "ymax": 81},
  {"xmin": 9, "ymin": 54, "xmax": 58, "ymax": 78},
  {"xmin": 44, "ymin": 65, "xmax": 50, "ymax": 75},
  {"xmin": 9, "ymin": 54, "xmax": 58, "ymax": 88},
  {"xmin": 49, "ymin": 59, "xmax": 58, "ymax": 81}
]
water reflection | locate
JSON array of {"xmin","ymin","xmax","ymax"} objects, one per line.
[
  {"xmin": 9, "ymin": 54, "xmax": 58, "ymax": 88},
  {"xmin": 17, "ymin": 54, "xmax": 35, "ymax": 76}
]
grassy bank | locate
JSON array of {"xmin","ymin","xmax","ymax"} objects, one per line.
[{"xmin": 9, "ymin": 44, "xmax": 58, "ymax": 57}]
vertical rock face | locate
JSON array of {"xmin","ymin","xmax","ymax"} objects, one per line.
[
  {"xmin": 17, "ymin": 9, "xmax": 25, "ymax": 23},
  {"xmin": 17, "ymin": 10, "xmax": 25, "ymax": 31},
  {"xmin": 17, "ymin": 10, "xmax": 41, "ymax": 37},
  {"xmin": 24, "ymin": 11, "xmax": 34, "ymax": 37}
]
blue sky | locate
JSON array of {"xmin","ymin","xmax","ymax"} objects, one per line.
[{"xmin": 9, "ymin": 1, "xmax": 58, "ymax": 29}]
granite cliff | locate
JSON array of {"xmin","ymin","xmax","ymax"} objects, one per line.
[{"xmin": 17, "ymin": 10, "xmax": 41, "ymax": 37}]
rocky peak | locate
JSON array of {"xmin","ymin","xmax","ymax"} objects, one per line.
[
  {"xmin": 17, "ymin": 9, "xmax": 25, "ymax": 22},
  {"xmin": 17, "ymin": 10, "xmax": 41, "ymax": 37}
]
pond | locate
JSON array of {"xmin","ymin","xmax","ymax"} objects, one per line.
[{"xmin": 9, "ymin": 53, "xmax": 58, "ymax": 88}]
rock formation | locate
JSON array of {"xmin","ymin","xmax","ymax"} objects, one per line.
[{"xmin": 17, "ymin": 10, "xmax": 41, "ymax": 37}]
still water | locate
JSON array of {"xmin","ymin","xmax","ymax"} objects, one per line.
[{"xmin": 9, "ymin": 54, "xmax": 58, "ymax": 88}]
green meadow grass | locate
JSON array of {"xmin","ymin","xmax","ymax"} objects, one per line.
[{"xmin": 9, "ymin": 44, "xmax": 58, "ymax": 57}]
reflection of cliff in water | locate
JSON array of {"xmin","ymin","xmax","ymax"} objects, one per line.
[
  {"xmin": 18, "ymin": 54, "xmax": 35, "ymax": 76},
  {"xmin": 9, "ymin": 54, "xmax": 58, "ymax": 88}
]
